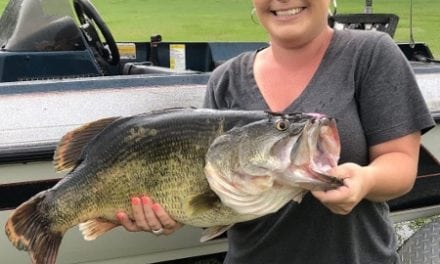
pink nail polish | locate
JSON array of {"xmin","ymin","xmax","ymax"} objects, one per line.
[
  {"xmin": 131, "ymin": 197, "xmax": 140, "ymax": 205},
  {"xmin": 152, "ymin": 203, "xmax": 161, "ymax": 212},
  {"xmin": 141, "ymin": 196, "xmax": 150, "ymax": 205},
  {"xmin": 116, "ymin": 212, "xmax": 124, "ymax": 220}
]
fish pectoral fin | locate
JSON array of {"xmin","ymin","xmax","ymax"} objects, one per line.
[
  {"xmin": 291, "ymin": 189, "xmax": 307, "ymax": 203},
  {"xmin": 79, "ymin": 218, "xmax": 119, "ymax": 241},
  {"xmin": 187, "ymin": 191, "xmax": 221, "ymax": 215},
  {"xmin": 200, "ymin": 225, "xmax": 232, "ymax": 242},
  {"xmin": 53, "ymin": 117, "xmax": 120, "ymax": 172}
]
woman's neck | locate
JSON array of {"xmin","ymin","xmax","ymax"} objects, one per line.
[{"xmin": 264, "ymin": 27, "xmax": 334, "ymax": 69}]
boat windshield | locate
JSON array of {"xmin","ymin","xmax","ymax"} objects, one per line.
[{"xmin": 0, "ymin": 0, "xmax": 83, "ymax": 51}]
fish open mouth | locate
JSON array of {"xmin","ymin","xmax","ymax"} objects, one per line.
[
  {"xmin": 310, "ymin": 119, "xmax": 340, "ymax": 169},
  {"xmin": 275, "ymin": 115, "xmax": 343, "ymax": 191},
  {"xmin": 306, "ymin": 117, "xmax": 343, "ymax": 189}
]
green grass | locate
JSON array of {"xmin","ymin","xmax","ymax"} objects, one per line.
[
  {"xmin": 0, "ymin": 0, "xmax": 439, "ymax": 57},
  {"xmin": 336, "ymin": 0, "xmax": 440, "ymax": 58}
]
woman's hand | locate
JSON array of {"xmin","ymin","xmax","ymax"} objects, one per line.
[
  {"xmin": 117, "ymin": 196, "xmax": 183, "ymax": 235},
  {"xmin": 312, "ymin": 132, "xmax": 421, "ymax": 215},
  {"xmin": 311, "ymin": 163, "xmax": 373, "ymax": 215}
]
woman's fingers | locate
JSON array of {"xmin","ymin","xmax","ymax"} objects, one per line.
[
  {"xmin": 140, "ymin": 196, "xmax": 163, "ymax": 233},
  {"xmin": 117, "ymin": 212, "xmax": 141, "ymax": 232},
  {"xmin": 117, "ymin": 196, "xmax": 182, "ymax": 235},
  {"xmin": 131, "ymin": 197, "xmax": 151, "ymax": 230},
  {"xmin": 151, "ymin": 203, "xmax": 183, "ymax": 234}
]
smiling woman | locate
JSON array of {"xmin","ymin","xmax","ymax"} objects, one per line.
[
  {"xmin": 194, "ymin": 0, "xmax": 436, "ymax": 263},
  {"xmin": 252, "ymin": 0, "xmax": 331, "ymax": 49}
]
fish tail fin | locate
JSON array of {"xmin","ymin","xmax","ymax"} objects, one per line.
[{"xmin": 5, "ymin": 191, "xmax": 63, "ymax": 264}]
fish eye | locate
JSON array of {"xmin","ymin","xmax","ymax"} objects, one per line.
[{"xmin": 275, "ymin": 119, "xmax": 289, "ymax": 131}]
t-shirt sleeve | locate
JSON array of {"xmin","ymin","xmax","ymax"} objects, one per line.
[
  {"xmin": 203, "ymin": 71, "xmax": 223, "ymax": 109},
  {"xmin": 203, "ymin": 77, "xmax": 218, "ymax": 109},
  {"xmin": 202, "ymin": 56, "xmax": 236, "ymax": 110},
  {"xmin": 355, "ymin": 33, "xmax": 434, "ymax": 146}
]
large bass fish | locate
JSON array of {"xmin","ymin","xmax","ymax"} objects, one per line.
[{"xmin": 5, "ymin": 108, "xmax": 342, "ymax": 264}]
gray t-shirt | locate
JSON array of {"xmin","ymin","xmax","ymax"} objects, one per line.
[{"xmin": 203, "ymin": 29, "xmax": 434, "ymax": 264}]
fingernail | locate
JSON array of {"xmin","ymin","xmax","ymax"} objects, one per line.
[
  {"xmin": 116, "ymin": 212, "xmax": 124, "ymax": 220},
  {"xmin": 152, "ymin": 203, "xmax": 161, "ymax": 212},
  {"xmin": 131, "ymin": 197, "xmax": 140, "ymax": 205},
  {"xmin": 141, "ymin": 196, "xmax": 150, "ymax": 205}
]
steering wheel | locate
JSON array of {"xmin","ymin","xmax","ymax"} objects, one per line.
[{"xmin": 74, "ymin": 0, "xmax": 120, "ymax": 66}]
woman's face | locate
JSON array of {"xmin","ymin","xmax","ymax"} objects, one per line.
[{"xmin": 253, "ymin": 0, "xmax": 331, "ymax": 47}]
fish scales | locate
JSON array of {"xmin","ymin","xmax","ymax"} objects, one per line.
[
  {"xmin": 45, "ymin": 110, "xmax": 262, "ymax": 232},
  {"xmin": 5, "ymin": 108, "xmax": 343, "ymax": 264}
]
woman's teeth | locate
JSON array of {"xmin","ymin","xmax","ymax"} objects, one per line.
[{"xmin": 274, "ymin": 7, "xmax": 304, "ymax": 16}]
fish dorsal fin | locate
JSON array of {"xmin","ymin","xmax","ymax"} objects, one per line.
[
  {"xmin": 150, "ymin": 106, "xmax": 196, "ymax": 115},
  {"xmin": 53, "ymin": 117, "xmax": 119, "ymax": 172},
  {"xmin": 79, "ymin": 218, "xmax": 118, "ymax": 241}
]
